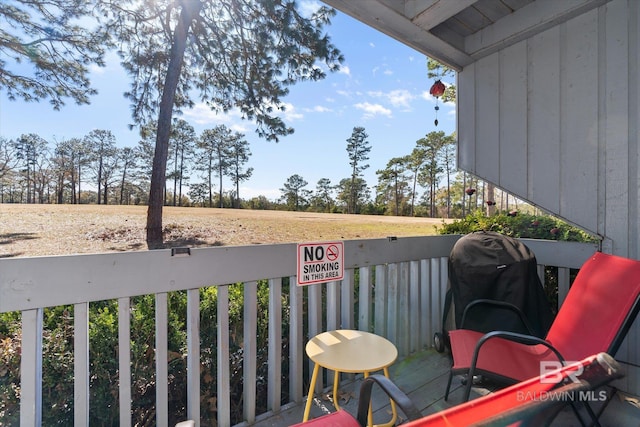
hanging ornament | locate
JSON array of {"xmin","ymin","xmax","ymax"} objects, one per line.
[
  {"xmin": 430, "ymin": 79, "xmax": 446, "ymax": 97},
  {"xmin": 429, "ymin": 79, "xmax": 446, "ymax": 126}
]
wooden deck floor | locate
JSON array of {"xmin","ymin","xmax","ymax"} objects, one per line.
[{"xmin": 252, "ymin": 348, "xmax": 640, "ymax": 427}]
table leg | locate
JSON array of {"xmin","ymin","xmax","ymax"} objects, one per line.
[
  {"xmin": 362, "ymin": 369, "xmax": 398, "ymax": 427},
  {"xmin": 303, "ymin": 363, "xmax": 321, "ymax": 421},
  {"xmin": 363, "ymin": 372, "xmax": 373, "ymax": 427},
  {"xmin": 332, "ymin": 370, "xmax": 341, "ymax": 411},
  {"xmin": 380, "ymin": 367, "xmax": 398, "ymax": 427}
]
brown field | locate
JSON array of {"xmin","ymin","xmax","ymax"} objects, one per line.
[{"xmin": 0, "ymin": 204, "xmax": 451, "ymax": 258}]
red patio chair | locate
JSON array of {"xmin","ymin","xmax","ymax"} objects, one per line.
[
  {"xmin": 444, "ymin": 252, "xmax": 640, "ymax": 423},
  {"xmin": 292, "ymin": 352, "xmax": 622, "ymax": 427}
]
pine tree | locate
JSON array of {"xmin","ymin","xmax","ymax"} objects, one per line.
[
  {"xmin": 99, "ymin": 0, "xmax": 343, "ymax": 247},
  {"xmin": 345, "ymin": 126, "xmax": 371, "ymax": 214}
]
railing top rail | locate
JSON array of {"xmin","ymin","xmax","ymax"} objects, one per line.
[{"xmin": 0, "ymin": 235, "xmax": 597, "ymax": 313}]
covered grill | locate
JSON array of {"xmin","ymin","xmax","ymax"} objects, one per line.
[{"xmin": 434, "ymin": 230, "xmax": 555, "ymax": 353}]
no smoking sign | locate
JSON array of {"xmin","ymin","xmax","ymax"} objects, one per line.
[{"xmin": 297, "ymin": 241, "xmax": 344, "ymax": 286}]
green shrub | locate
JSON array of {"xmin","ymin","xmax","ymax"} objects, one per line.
[
  {"xmin": 0, "ymin": 279, "xmax": 286, "ymax": 426},
  {"xmin": 437, "ymin": 210, "xmax": 598, "ymax": 242}
]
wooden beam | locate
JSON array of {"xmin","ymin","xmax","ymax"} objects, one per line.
[
  {"xmin": 322, "ymin": 0, "xmax": 471, "ymax": 70},
  {"xmin": 465, "ymin": 0, "xmax": 610, "ymax": 58},
  {"xmin": 412, "ymin": 0, "xmax": 479, "ymax": 30}
]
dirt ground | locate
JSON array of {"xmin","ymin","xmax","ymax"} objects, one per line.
[{"xmin": 0, "ymin": 204, "xmax": 450, "ymax": 258}]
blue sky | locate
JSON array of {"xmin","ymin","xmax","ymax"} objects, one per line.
[{"xmin": 0, "ymin": 2, "xmax": 456, "ymax": 201}]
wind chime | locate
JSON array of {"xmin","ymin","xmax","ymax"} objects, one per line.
[{"xmin": 429, "ymin": 79, "xmax": 445, "ymax": 126}]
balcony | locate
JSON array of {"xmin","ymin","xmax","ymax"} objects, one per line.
[{"xmin": 3, "ymin": 234, "xmax": 637, "ymax": 426}]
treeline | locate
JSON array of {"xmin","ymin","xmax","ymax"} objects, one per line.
[
  {"xmin": 0, "ymin": 121, "xmax": 252, "ymax": 208},
  {"xmin": 1, "ymin": 124, "xmax": 524, "ymax": 218}
]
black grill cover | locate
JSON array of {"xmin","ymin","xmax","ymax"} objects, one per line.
[{"xmin": 448, "ymin": 231, "xmax": 554, "ymax": 338}]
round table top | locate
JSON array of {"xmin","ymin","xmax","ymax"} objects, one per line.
[{"xmin": 305, "ymin": 329, "xmax": 398, "ymax": 373}]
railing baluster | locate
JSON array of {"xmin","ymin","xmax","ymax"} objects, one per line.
[
  {"xmin": 328, "ymin": 275, "xmax": 339, "ymax": 399},
  {"xmin": 439, "ymin": 257, "xmax": 449, "ymax": 332},
  {"xmin": 307, "ymin": 283, "xmax": 322, "ymax": 393},
  {"xmin": 409, "ymin": 260, "xmax": 421, "ymax": 353},
  {"xmin": 374, "ymin": 264, "xmax": 387, "ymax": 337},
  {"xmin": 217, "ymin": 285, "xmax": 231, "ymax": 427},
  {"xmin": 20, "ymin": 308, "xmax": 43, "ymax": 427},
  {"xmin": 358, "ymin": 266, "xmax": 372, "ymax": 332},
  {"xmin": 387, "ymin": 263, "xmax": 399, "ymax": 346},
  {"xmin": 430, "ymin": 258, "xmax": 442, "ymax": 342},
  {"xmin": 326, "ymin": 280, "xmax": 339, "ymax": 331},
  {"xmin": 74, "ymin": 302, "xmax": 89, "ymax": 427},
  {"xmin": 155, "ymin": 293, "xmax": 168, "ymax": 427},
  {"xmin": 289, "ymin": 276, "xmax": 304, "ymax": 403},
  {"xmin": 243, "ymin": 281, "xmax": 258, "ymax": 423},
  {"xmin": 118, "ymin": 297, "xmax": 132, "ymax": 427},
  {"xmin": 186, "ymin": 288, "xmax": 200, "ymax": 425},
  {"xmin": 420, "ymin": 259, "xmax": 431, "ymax": 347},
  {"xmin": 398, "ymin": 262, "xmax": 410, "ymax": 356},
  {"xmin": 341, "ymin": 269, "xmax": 354, "ymax": 330},
  {"xmin": 268, "ymin": 278, "xmax": 282, "ymax": 413},
  {"xmin": 558, "ymin": 267, "xmax": 571, "ymax": 308}
]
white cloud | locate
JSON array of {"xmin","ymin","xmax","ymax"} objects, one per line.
[
  {"xmin": 421, "ymin": 90, "xmax": 437, "ymax": 102},
  {"xmin": 183, "ymin": 100, "xmax": 303, "ymax": 132},
  {"xmin": 298, "ymin": 0, "xmax": 323, "ymax": 18},
  {"xmin": 279, "ymin": 102, "xmax": 304, "ymax": 121},
  {"xmin": 386, "ymin": 89, "xmax": 414, "ymax": 108},
  {"xmin": 183, "ymin": 103, "xmax": 250, "ymax": 133},
  {"xmin": 338, "ymin": 65, "xmax": 351, "ymax": 76},
  {"xmin": 89, "ymin": 64, "xmax": 106, "ymax": 75},
  {"xmin": 354, "ymin": 102, "xmax": 392, "ymax": 119},
  {"xmin": 306, "ymin": 105, "xmax": 332, "ymax": 113},
  {"xmin": 368, "ymin": 89, "xmax": 414, "ymax": 109}
]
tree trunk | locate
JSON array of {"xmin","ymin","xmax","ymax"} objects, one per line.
[
  {"xmin": 97, "ymin": 158, "xmax": 103, "ymax": 205},
  {"xmin": 486, "ymin": 183, "xmax": 495, "ymax": 216},
  {"xmin": 146, "ymin": 1, "xmax": 200, "ymax": 248},
  {"xmin": 236, "ymin": 177, "xmax": 240, "ymax": 209},
  {"xmin": 78, "ymin": 165, "xmax": 81, "ymax": 204},
  {"xmin": 219, "ymin": 170, "xmax": 223, "ymax": 208},
  {"xmin": 120, "ymin": 166, "xmax": 126, "ymax": 204}
]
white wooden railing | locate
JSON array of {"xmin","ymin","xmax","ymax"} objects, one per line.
[{"xmin": 0, "ymin": 235, "xmax": 600, "ymax": 426}]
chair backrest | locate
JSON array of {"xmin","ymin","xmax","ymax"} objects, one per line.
[{"xmin": 546, "ymin": 252, "xmax": 640, "ymax": 361}]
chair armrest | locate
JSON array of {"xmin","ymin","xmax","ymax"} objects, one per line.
[
  {"xmin": 357, "ymin": 374, "xmax": 422, "ymax": 426},
  {"xmin": 464, "ymin": 331, "xmax": 565, "ymax": 401},
  {"xmin": 460, "ymin": 299, "xmax": 536, "ymax": 336}
]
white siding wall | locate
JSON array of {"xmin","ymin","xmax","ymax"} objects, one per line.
[{"xmin": 458, "ymin": 0, "xmax": 640, "ymax": 394}]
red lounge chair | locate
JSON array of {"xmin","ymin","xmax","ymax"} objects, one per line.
[
  {"xmin": 444, "ymin": 252, "xmax": 640, "ymax": 419},
  {"xmin": 292, "ymin": 353, "xmax": 622, "ymax": 427},
  {"xmin": 407, "ymin": 353, "xmax": 622, "ymax": 427}
]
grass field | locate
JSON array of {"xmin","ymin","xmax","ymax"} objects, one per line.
[{"xmin": 0, "ymin": 204, "xmax": 450, "ymax": 258}]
